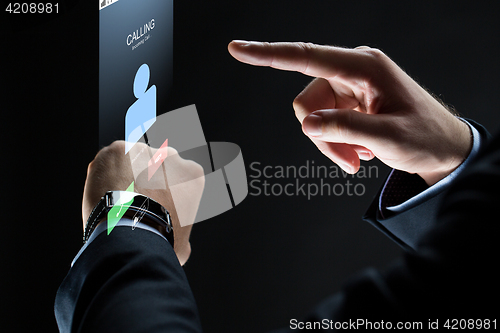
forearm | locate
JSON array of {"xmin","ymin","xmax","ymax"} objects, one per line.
[
  {"xmin": 364, "ymin": 118, "xmax": 490, "ymax": 251},
  {"xmin": 275, "ymin": 130, "xmax": 499, "ymax": 331},
  {"xmin": 55, "ymin": 225, "xmax": 202, "ymax": 333}
]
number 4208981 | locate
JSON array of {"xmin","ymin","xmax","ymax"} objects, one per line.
[{"xmin": 6, "ymin": 3, "xmax": 59, "ymax": 14}]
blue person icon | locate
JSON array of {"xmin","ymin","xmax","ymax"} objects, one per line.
[{"xmin": 125, "ymin": 64, "xmax": 157, "ymax": 153}]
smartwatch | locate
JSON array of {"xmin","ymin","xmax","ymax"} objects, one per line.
[{"xmin": 83, "ymin": 191, "xmax": 174, "ymax": 247}]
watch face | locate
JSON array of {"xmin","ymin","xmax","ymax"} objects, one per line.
[
  {"xmin": 131, "ymin": 196, "xmax": 149, "ymax": 229},
  {"xmin": 107, "ymin": 190, "xmax": 137, "ymax": 233},
  {"xmin": 107, "ymin": 191, "xmax": 173, "ymax": 235},
  {"xmin": 112, "ymin": 191, "xmax": 137, "ymax": 207}
]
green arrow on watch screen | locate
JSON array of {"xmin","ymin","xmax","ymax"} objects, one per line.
[{"xmin": 107, "ymin": 182, "xmax": 135, "ymax": 235}]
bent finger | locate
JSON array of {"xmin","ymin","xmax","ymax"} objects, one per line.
[
  {"xmin": 293, "ymin": 78, "xmax": 337, "ymax": 123},
  {"xmin": 311, "ymin": 138, "xmax": 360, "ymax": 174},
  {"xmin": 302, "ymin": 109, "xmax": 393, "ymax": 153},
  {"xmin": 351, "ymin": 144, "xmax": 375, "ymax": 161}
]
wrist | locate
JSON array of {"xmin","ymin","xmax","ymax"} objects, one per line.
[
  {"xmin": 83, "ymin": 191, "xmax": 174, "ymax": 245},
  {"xmin": 418, "ymin": 118, "xmax": 473, "ymax": 186}
]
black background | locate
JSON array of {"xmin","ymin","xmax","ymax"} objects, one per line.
[{"xmin": 3, "ymin": 1, "xmax": 499, "ymax": 332}]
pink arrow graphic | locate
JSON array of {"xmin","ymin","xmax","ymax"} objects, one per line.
[{"xmin": 148, "ymin": 138, "xmax": 168, "ymax": 180}]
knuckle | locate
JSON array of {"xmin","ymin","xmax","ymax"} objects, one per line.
[
  {"xmin": 108, "ymin": 140, "xmax": 126, "ymax": 153},
  {"xmin": 295, "ymin": 42, "xmax": 315, "ymax": 73},
  {"xmin": 183, "ymin": 159, "xmax": 205, "ymax": 181},
  {"xmin": 167, "ymin": 146, "xmax": 178, "ymax": 156},
  {"xmin": 192, "ymin": 161, "xmax": 205, "ymax": 178},
  {"xmin": 93, "ymin": 147, "xmax": 109, "ymax": 164},
  {"xmin": 293, "ymin": 95, "xmax": 304, "ymax": 111},
  {"xmin": 94, "ymin": 140, "xmax": 127, "ymax": 167},
  {"xmin": 190, "ymin": 161, "xmax": 206, "ymax": 184},
  {"xmin": 362, "ymin": 47, "xmax": 387, "ymax": 62},
  {"xmin": 293, "ymin": 93, "xmax": 304, "ymax": 107},
  {"xmin": 296, "ymin": 41, "xmax": 315, "ymax": 52},
  {"xmin": 292, "ymin": 96, "xmax": 307, "ymax": 121},
  {"xmin": 193, "ymin": 170, "xmax": 206, "ymax": 188},
  {"xmin": 355, "ymin": 47, "xmax": 391, "ymax": 76}
]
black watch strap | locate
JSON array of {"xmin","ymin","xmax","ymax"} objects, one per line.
[{"xmin": 83, "ymin": 191, "xmax": 174, "ymax": 246}]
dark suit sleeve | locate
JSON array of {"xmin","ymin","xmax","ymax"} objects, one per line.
[
  {"xmin": 364, "ymin": 119, "xmax": 491, "ymax": 252},
  {"xmin": 363, "ymin": 180, "xmax": 446, "ymax": 252},
  {"xmin": 272, "ymin": 125, "xmax": 499, "ymax": 331},
  {"xmin": 54, "ymin": 227, "xmax": 203, "ymax": 333}
]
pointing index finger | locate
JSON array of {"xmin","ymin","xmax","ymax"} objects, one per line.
[{"xmin": 228, "ymin": 40, "xmax": 369, "ymax": 79}]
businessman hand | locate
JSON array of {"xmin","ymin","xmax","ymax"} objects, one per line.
[
  {"xmin": 228, "ymin": 41, "xmax": 472, "ymax": 185},
  {"xmin": 82, "ymin": 141, "xmax": 205, "ymax": 265}
]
